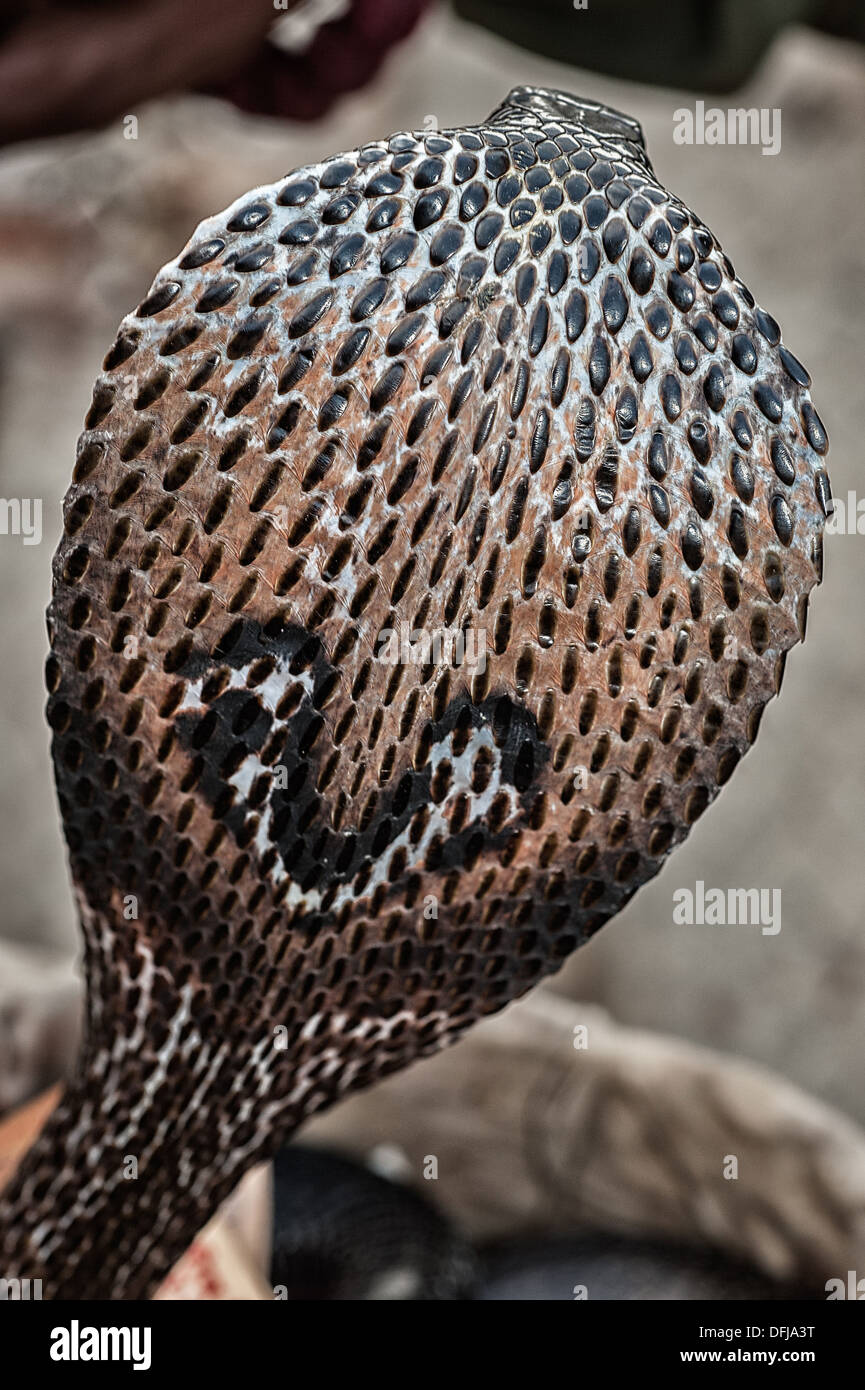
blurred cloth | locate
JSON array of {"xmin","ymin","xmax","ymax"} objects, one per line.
[
  {"xmin": 0, "ymin": 0, "xmax": 433, "ymax": 146},
  {"xmin": 305, "ymin": 991, "xmax": 865, "ymax": 1289},
  {"xmin": 454, "ymin": 0, "xmax": 865, "ymax": 92}
]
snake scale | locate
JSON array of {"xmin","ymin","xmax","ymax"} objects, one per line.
[{"xmin": 0, "ymin": 87, "xmax": 829, "ymax": 1299}]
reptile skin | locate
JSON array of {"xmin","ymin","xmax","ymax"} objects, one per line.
[{"xmin": 0, "ymin": 87, "xmax": 830, "ymax": 1299}]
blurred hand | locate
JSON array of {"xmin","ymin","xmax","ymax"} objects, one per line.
[
  {"xmin": 0, "ymin": 0, "xmax": 432, "ymax": 146},
  {"xmin": 0, "ymin": 0, "xmax": 279, "ymax": 144}
]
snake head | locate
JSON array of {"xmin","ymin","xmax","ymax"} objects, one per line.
[{"xmin": 494, "ymin": 85, "xmax": 648, "ymax": 154}]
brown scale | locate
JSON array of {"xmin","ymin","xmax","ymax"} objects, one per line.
[{"xmin": 0, "ymin": 87, "xmax": 830, "ymax": 1299}]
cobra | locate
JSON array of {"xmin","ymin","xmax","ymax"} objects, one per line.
[{"xmin": 0, "ymin": 86, "xmax": 830, "ymax": 1299}]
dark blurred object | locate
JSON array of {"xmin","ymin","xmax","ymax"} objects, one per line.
[
  {"xmin": 454, "ymin": 0, "xmax": 865, "ymax": 92},
  {"xmin": 212, "ymin": 0, "xmax": 434, "ymax": 122},
  {"xmin": 271, "ymin": 1147, "xmax": 476, "ymax": 1299},
  {"xmin": 478, "ymin": 1237, "xmax": 817, "ymax": 1301},
  {"xmin": 0, "ymin": 0, "xmax": 432, "ymax": 147}
]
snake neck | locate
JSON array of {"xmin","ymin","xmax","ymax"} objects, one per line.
[
  {"xmin": 0, "ymin": 904, "xmax": 455, "ymax": 1298},
  {"xmin": 0, "ymin": 1026, "xmax": 273, "ymax": 1299},
  {"xmin": 0, "ymin": 907, "xmax": 294, "ymax": 1299}
]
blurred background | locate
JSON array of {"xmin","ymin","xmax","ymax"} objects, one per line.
[{"xmin": 0, "ymin": 0, "xmax": 862, "ymax": 1296}]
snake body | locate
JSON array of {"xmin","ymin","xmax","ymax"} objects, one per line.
[
  {"xmin": 271, "ymin": 1147, "xmax": 476, "ymax": 1299},
  {"xmin": 0, "ymin": 87, "xmax": 829, "ymax": 1299}
]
